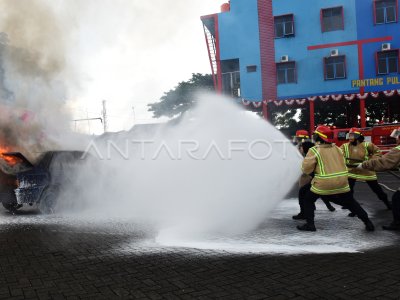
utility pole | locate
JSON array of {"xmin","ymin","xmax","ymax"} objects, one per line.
[{"xmin": 102, "ymin": 100, "xmax": 108, "ymax": 133}]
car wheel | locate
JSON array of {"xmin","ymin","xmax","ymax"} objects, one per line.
[
  {"xmin": 39, "ymin": 187, "xmax": 59, "ymax": 214},
  {"xmin": 1, "ymin": 191, "xmax": 21, "ymax": 213}
]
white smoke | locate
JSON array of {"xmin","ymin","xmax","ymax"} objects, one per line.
[{"xmin": 61, "ymin": 94, "xmax": 301, "ymax": 237}]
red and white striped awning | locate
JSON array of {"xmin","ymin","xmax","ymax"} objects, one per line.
[{"xmin": 241, "ymin": 89, "xmax": 400, "ymax": 108}]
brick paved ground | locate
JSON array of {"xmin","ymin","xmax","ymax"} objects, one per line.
[{"xmin": 0, "ymin": 174, "xmax": 399, "ymax": 299}]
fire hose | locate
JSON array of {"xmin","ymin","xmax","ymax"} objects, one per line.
[{"xmin": 346, "ymin": 157, "xmax": 400, "ymax": 192}]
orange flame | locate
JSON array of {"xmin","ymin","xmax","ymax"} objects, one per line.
[{"xmin": 0, "ymin": 145, "xmax": 21, "ymax": 166}]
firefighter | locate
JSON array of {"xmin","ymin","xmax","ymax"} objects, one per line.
[
  {"xmin": 341, "ymin": 128, "xmax": 391, "ymax": 216},
  {"xmin": 359, "ymin": 128, "xmax": 400, "ymax": 230},
  {"xmin": 297, "ymin": 125, "xmax": 375, "ymax": 231},
  {"xmin": 293, "ymin": 130, "xmax": 311, "ymax": 145},
  {"xmin": 293, "ymin": 139, "xmax": 335, "ymax": 220}
]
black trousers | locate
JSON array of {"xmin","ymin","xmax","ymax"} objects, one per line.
[
  {"xmin": 348, "ymin": 178, "xmax": 388, "ymax": 203},
  {"xmin": 392, "ymin": 191, "xmax": 400, "ymax": 222},
  {"xmin": 299, "ymin": 184, "xmax": 334, "ymax": 214},
  {"xmin": 303, "ymin": 190, "xmax": 369, "ymax": 225}
]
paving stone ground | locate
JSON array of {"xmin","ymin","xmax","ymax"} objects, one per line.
[{"xmin": 0, "ymin": 173, "xmax": 399, "ymax": 299}]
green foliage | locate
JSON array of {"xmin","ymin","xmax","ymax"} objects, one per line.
[{"xmin": 148, "ymin": 73, "xmax": 214, "ymax": 119}]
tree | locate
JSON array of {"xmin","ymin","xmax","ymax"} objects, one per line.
[{"xmin": 148, "ymin": 73, "xmax": 214, "ymax": 119}]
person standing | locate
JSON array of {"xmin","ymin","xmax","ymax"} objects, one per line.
[
  {"xmin": 293, "ymin": 139, "xmax": 335, "ymax": 220},
  {"xmin": 360, "ymin": 128, "xmax": 400, "ymax": 230},
  {"xmin": 341, "ymin": 128, "xmax": 391, "ymax": 214},
  {"xmin": 297, "ymin": 125, "xmax": 374, "ymax": 232}
]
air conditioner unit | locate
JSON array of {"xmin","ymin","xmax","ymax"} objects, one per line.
[
  {"xmin": 382, "ymin": 43, "xmax": 391, "ymax": 51},
  {"xmin": 280, "ymin": 55, "xmax": 289, "ymax": 62},
  {"xmin": 330, "ymin": 49, "xmax": 339, "ymax": 57}
]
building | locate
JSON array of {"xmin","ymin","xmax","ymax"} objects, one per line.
[{"xmin": 201, "ymin": 0, "xmax": 400, "ymax": 132}]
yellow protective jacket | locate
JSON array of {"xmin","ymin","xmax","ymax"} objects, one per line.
[
  {"xmin": 340, "ymin": 141, "xmax": 381, "ymax": 181},
  {"xmin": 362, "ymin": 145, "xmax": 400, "ymax": 172},
  {"xmin": 302, "ymin": 143, "xmax": 350, "ymax": 195}
]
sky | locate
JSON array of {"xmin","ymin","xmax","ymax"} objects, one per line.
[{"xmin": 65, "ymin": 0, "xmax": 222, "ymax": 134}]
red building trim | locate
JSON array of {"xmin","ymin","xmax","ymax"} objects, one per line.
[
  {"xmin": 258, "ymin": 0, "xmax": 277, "ymax": 120},
  {"xmin": 309, "ymin": 101, "xmax": 315, "ymax": 134},
  {"xmin": 308, "ymin": 36, "xmax": 393, "ymax": 50},
  {"xmin": 214, "ymin": 15, "xmax": 222, "ymax": 93}
]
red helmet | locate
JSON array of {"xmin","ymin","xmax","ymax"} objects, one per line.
[
  {"xmin": 295, "ymin": 130, "xmax": 309, "ymax": 139},
  {"xmin": 347, "ymin": 127, "xmax": 362, "ymax": 140},
  {"xmin": 313, "ymin": 125, "xmax": 333, "ymax": 143}
]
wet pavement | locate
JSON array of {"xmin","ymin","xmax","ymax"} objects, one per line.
[{"xmin": 0, "ymin": 173, "xmax": 399, "ymax": 299}]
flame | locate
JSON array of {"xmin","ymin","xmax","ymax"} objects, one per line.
[{"xmin": 0, "ymin": 145, "xmax": 21, "ymax": 166}]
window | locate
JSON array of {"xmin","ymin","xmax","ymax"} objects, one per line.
[
  {"xmin": 324, "ymin": 56, "xmax": 346, "ymax": 80},
  {"xmin": 321, "ymin": 7, "xmax": 344, "ymax": 32},
  {"xmin": 377, "ymin": 50, "xmax": 399, "ymax": 74},
  {"xmin": 277, "ymin": 62, "xmax": 296, "ymax": 84},
  {"xmin": 221, "ymin": 59, "xmax": 241, "ymax": 97},
  {"xmin": 274, "ymin": 14, "xmax": 295, "ymax": 38},
  {"xmin": 338, "ymin": 131, "xmax": 349, "ymax": 141},
  {"xmin": 374, "ymin": 0, "xmax": 398, "ymax": 24},
  {"xmin": 246, "ymin": 65, "xmax": 257, "ymax": 73}
]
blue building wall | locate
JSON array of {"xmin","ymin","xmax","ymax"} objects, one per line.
[
  {"xmin": 272, "ymin": 0, "xmax": 360, "ymax": 99},
  {"xmin": 355, "ymin": 0, "xmax": 400, "ymax": 93},
  {"xmin": 218, "ymin": 0, "xmax": 263, "ymax": 100},
  {"xmin": 214, "ymin": 0, "xmax": 400, "ymax": 101}
]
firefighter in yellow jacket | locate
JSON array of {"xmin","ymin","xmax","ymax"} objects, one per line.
[
  {"xmin": 297, "ymin": 125, "xmax": 375, "ymax": 232},
  {"xmin": 359, "ymin": 128, "xmax": 400, "ymax": 230},
  {"xmin": 340, "ymin": 128, "xmax": 391, "ymax": 214}
]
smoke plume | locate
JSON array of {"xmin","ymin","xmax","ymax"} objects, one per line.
[{"xmin": 0, "ymin": 0, "xmax": 73, "ymax": 162}]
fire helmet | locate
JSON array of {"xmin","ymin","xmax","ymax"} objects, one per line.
[
  {"xmin": 347, "ymin": 127, "xmax": 362, "ymax": 140},
  {"xmin": 390, "ymin": 128, "xmax": 400, "ymax": 139},
  {"xmin": 293, "ymin": 130, "xmax": 310, "ymax": 144},
  {"xmin": 295, "ymin": 130, "xmax": 309, "ymax": 139},
  {"xmin": 313, "ymin": 125, "xmax": 333, "ymax": 143}
]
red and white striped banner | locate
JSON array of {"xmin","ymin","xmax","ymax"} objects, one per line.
[
  {"xmin": 296, "ymin": 99, "xmax": 307, "ymax": 105},
  {"xmin": 331, "ymin": 94, "xmax": 343, "ymax": 101},
  {"xmin": 241, "ymin": 90, "xmax": 399, "ymax": 108},
  {"xmin": 252, "ymin": 101, "xmax": 263, "ymax": 108},
  {"xmin": 284, "ymin": 99, "xmax": 295, "ymax": 105},
  {"xmin": 370, "ymin": 92, "xmax": 380, "ymax": 98},
  {"xmin": 357, "ymin": 93, "xmax": 369, "ymax": 99},
  {"xmin": 242, "ymin": 99, "xmax": 251, "ymax": 106},
  {"xmin": 319, "ymin": 95, "xmax": 330, "ymax": 101},
  {"xmin": 344, "ymin": 94, "xmax": 356, "ymax": 101},
  {"xmin": 384, "ymin": 90, "xmax": 396, "ymax": 97}
]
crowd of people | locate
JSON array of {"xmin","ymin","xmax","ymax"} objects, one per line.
[{"xmin": 292, "ymin": 126, "xmax": 400, "ymax": 232}]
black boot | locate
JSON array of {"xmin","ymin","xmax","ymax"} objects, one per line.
[
  {"xmin": 364, "ymin": 219, "xmax": 375, "ymax": 232},
  {"xmin": 383, "ymin": 199, "xmax": 392, "ymax": 210},
  {"xmin": 292, "ymin": 213, "xmax": 306, "ymax": 220},
  {"xmin": 297, "ymin": 223, "xmax": 316, "ymax": 232},
  {"xmin": 382, "ymin": 221, "xmax": 400, "ymax": 231}
]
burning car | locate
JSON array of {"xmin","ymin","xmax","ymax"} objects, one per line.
[{"xmin": 0, "ymin": 151, "xmax": 90, "ymax": 214}]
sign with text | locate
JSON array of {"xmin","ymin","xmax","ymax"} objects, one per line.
[{"xmin": 351, "ymin": 76, "xmax": 400, "ymax": 88}]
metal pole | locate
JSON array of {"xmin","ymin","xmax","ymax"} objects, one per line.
[{"xmin": 102, "ymin": 100, "xmax": 108, "ymax": 133}]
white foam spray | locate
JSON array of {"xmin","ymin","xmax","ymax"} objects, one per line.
[{"xmin": 61, "ymin": 94, "xmax": 301, "ymax": 240}]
